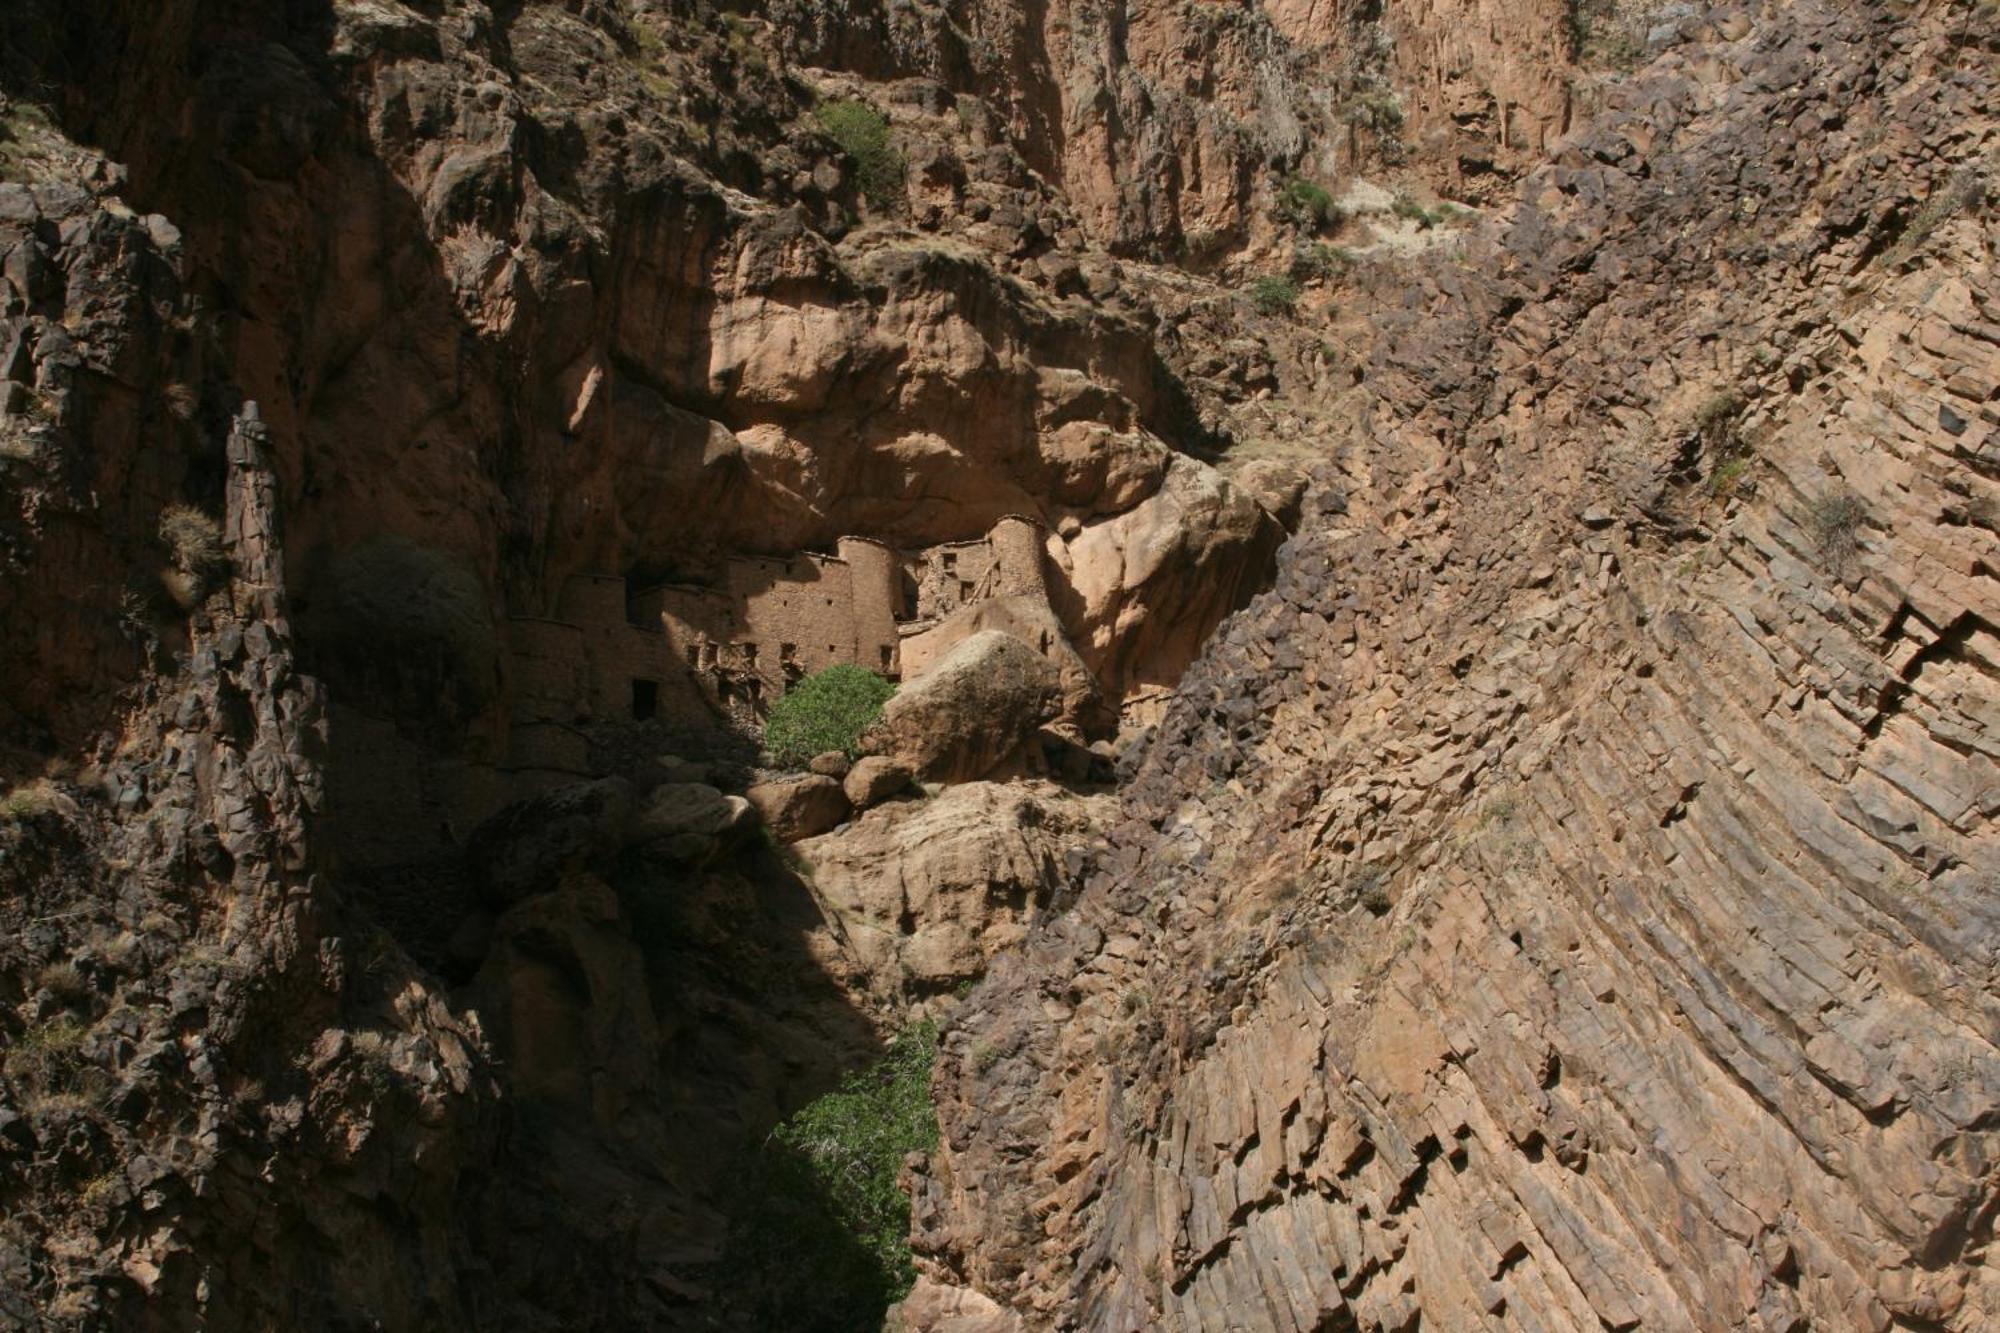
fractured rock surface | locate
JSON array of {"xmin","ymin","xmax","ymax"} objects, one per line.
[{"xmin": 921, "ymin": 5, "xmax": 2000, "ymax": 1330}]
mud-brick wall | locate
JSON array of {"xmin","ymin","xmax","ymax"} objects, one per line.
[
  {"xmin": 989, "ymin": 514, "xmax": 1050, "ymax": 599},
  {"xmin": 910, "ymin": 538, "xmax": 1000, "ymax": 623},
  {"xmin": 645, "ymin": 547, "xmax": 905, "ymax": 696},
  {"xmin": 837, "ymin": 536, "xmax": 904, "ymax": 676}
]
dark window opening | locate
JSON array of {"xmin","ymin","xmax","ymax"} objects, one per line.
[{"xmin": 631, "ymin": 678, "xmax": 659, "ymax": 721}]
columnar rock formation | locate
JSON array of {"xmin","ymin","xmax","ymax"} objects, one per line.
[{"xmin": 921, "ymin": 4, "xmax": 2000, "ymax": 1328}]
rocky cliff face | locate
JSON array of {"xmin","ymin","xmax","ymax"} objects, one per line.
[
  {"xmin": 1, "ymin": 0, "xmax": 1994, "ymax": 1329},
  {"xmin": 923, "ymin": 3, "xmax": 2000, "ymax": 1329}
]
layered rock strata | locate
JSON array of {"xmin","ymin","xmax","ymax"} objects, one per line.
[{"xmin": 922, "ymin": 4, "xmax": 2000, "ymax": 1329}]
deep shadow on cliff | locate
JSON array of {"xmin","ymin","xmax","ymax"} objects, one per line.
[
  {"xmin": 0, "ymin": 4, "xmax": 910, "ymax": 1326},
  {"xmin": 1, "ymin": 0, "xmax": 1309, "ymax": 1323}
]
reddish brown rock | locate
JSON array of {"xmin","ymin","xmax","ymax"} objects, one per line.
[
  {"xmin": 746, "ymin": 773, "xmax": 851, "ymax": 844},
  {"xmin": 796, "ymin": 781, "xmax": 1108, "ymax": 1008},
  {"xmin": 917, "ymin": 6, "xmax": 2000, "ymax": 1331},
  {"xmin": 862, "ymin": 631, "xmax": 1063, "ymax": 782},
  {"xmin": 842, "ymin": 755, "xmax": 912, "ymax": 810}
]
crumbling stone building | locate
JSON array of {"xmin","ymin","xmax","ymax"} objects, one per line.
[{"xmin": 502, "ymin": 515, "xmax": 1059, "ymax": 752}]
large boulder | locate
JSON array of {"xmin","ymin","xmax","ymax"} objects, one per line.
[
  {"xmin": 862, "ymin": 630, "xmax": 1062, "ymax": 782},
  {"xmin": 896, "ymin": 594, "xmax": 1112, "ymax": 737},
  {"xmin": 466, "ymin": 778, "xmax": 634, "ymax": 908},
  {"xmin": 1058, "ymin": 454, "xmax": 1283, "ymax": 700},
  {"xmin": 795, "ymin": 781, "xmax": 1107, "ymax": 1005},
  {"xmin": 627, "ymin": 782, "xmax": 755, "ymax": 864},
  {"xmin": 885, "ymin": 1277, "xmax": 1027, "ymax": 1333},
  {"xmin": 843, "ymin": 755, "xmax": 912, "ymax": 810},
  {"xmin": 746, "ymin": 773, "xmax": 850, "ymax": 843}
]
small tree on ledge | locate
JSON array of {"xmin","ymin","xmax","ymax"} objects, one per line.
[{"xmin": 763, "ymin": 664, "xmax": 895, "ymax": 768}]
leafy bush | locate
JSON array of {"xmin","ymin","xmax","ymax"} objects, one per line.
[
  {"xmin": 722, "ymin": 13, "xmax": 768, "ymax": 75},
  {"xmin": 158, "ymin": 505, "xmax": 226, "ymax": 580},
  {"xmin": 1248, "ymin": 274, "xmax": 1301, "ymax": 315},
  {"xmin": 764, "ymin": 665, "xmax": 895, "ymax": 768},
  {"xmin": 1708, "ymin": 455, "xmax": 1751, "ymax": 499},
  {"xmin": 1883, "ymin": 165, "xmax": 1990, "ymax": 267},
  {"xmin": 1276, "ymin": 174, "xmax": 1338, "ymax": 230},
  {"xmin": 1183, "ymin": 226, "xmax": 1232, "ymax": 258},
  {"xmin": 733, "ymin": 1020, "xmax": 940, "ymax": 1329},
  {"xmin": 817, "ymin": 99, "xmax": 905, "ymax": 209},
  {"xmin": 1344, "ymin": 91, "xmax": 1405, "ymax": 135},
  {"xmin": 1696, "ymin": 390, "xmax": 1752, "ymax": 496},
  {"xmin": 1568, "ymin": 0, "xmax": 1644, "ymax": 69},
  {"xmin": 7, "ymin": 1017, "xmax": 103, "ymax": 1109}
]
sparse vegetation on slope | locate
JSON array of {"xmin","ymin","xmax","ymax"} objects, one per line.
[
  {"xmin": 1277, "ymin": 174, "xmax": 1339, "ymax": 230},
  {"xmin": 732, "ymin": 1019, "xmax": 939, "ymax": 1330},
  {"xmin": 158, "ymin": 505, "xmax": 226, "ymax": 583},
  {"xmin": 1249, "ymin": 274, "xmax": 1302, "ymax": 315},
  {"xmin": 817, "ymin": 99, "xmax": 905, "ymax": 209}
]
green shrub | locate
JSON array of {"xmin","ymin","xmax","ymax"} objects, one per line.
[
  {"xmin": 763, "ymin": 665, "xmax": 895, "ymax": 768},
  {"xmin": 722, "ymin": 13, "xmax": 768, "ymax": 74},
  {"xmin": 1883, "ymin": 165, "xmax": 1990, "ymax": 267},
  {"xmin": 1183, "ymin": 226, "xmax": 1231, "ymax": 257},
  {"xmin": 1694, "ymin": 390, "xmax": 1745, "ymax": 450},
  {"xmin": 1276, "ymin": 174, "xmax": 1338, "ymax": 230},
  {"xmin": 1708, "ymin": 455, "xmax": 1751, "ymax": 499},
  {"xmin": 1345, "ymin": 92, "xmax": 1405, "ymax": 135},
  {"xmin": 1568, "ymin": 0, "xmax": 1644, "ymax": 68},
  {"xmin": 1248, "ymin": 274, "xmax": 1301, "ymax": 315},
  {"xmin": 1696, "ymin": 390, "xmax": 1752, "ymax": 496},
  {"xmin": 734, "ymin": 1020, "xmax": 940, "ymax": 1329},
  {"xmin": 7, "ymin": 1017, "xmax": 100, "ymax": 1106},
  {"xmin": 817, "ymin": 99, "xmax": 905, "ymax": 209}
]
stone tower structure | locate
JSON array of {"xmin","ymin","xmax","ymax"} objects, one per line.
[
  {"xmin": 987, "ymin": 514, "xmax": 1049, "ymax": 600},
  {"xmin": 836, "ymin": 536, "xmax": 902, "ymax": 675}
]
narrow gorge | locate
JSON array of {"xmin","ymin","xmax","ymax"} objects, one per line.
[{"xmin": 0, "ymin": 2, "xmax": 1994, "ymax": 1330}]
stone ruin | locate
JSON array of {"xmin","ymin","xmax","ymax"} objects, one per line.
[{"xmin": 502, "ymin": 515, "xmax": 1063, "ymax": 765}]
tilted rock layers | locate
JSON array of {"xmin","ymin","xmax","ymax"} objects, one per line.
[{"xmin": 924, "ymin": 4, "xmax": 2000, "ymax": 1330}]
